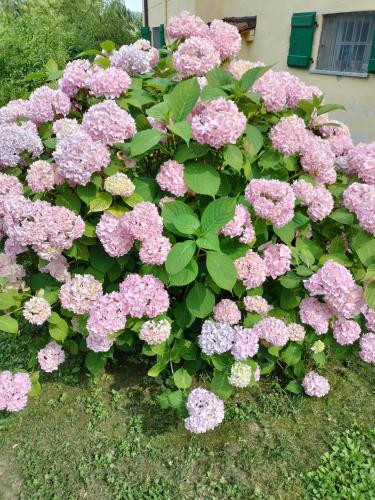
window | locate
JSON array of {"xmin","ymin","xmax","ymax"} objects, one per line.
[
  {"xmin": 152, "ymin": 27, "xmax": 162, "ymax": 48},
  {"xmin": 316, "ymin": 12, "xmax": 375, "ymax": 75}
]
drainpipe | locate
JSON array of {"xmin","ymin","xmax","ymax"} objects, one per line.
[{"xmin": 144, "ymin": 0, "xmax": 149, "ymax": 27}]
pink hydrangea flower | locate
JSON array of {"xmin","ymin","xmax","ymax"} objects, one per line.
[
  {"xmin": 26, "ymin": 160, "xmax": 62, "ymax": 193},
  {"xmin": 332, "ymin": 318, "xmax": 361, "ymax": 345},
  {"xmin": 359, "ymin": 333, "xmax": 375, "ymax": 365},
  {"xmin": 243, "ymin": 295, "xmax": 272, "ymax": 316},
  {"xmin": 0, "ymin": 371, "xmax": 32, "ymax": 412},
  {"xmin": 221, "ymin": 204, "xmax": 255, "ymax": 244},
  {"xmin": 231, "ymin": 325, "xmax": 259, "ymax": 360},
  {"xmin": 269, "ymin": 115, "xmax": 307, "ymax": 156},
  {"xmin": 263, "ymin": 243, "xmax": 291, "ymax": 279},
  {"xmin": 121, "ymin": 201, "xmax": 163, "ymax": 242},
  {"xmin": 0, "ymin": 253, "xmax": 25, "ymax": 289},
  {"xmin": 213, "ymin": 299, "xmax": 241, "ymax": 325},
  {"xmin": 226, "ymin": 59, "xmax": 266, "ymax": 80},
  {"xmin": 0, "ymin": 122, "xmax": 43, "ymax": 168},
  {"xmin": 167, "ymin": 11, "xmax": 209, "ymax": 39},
  {"xmin": 139, "ymin": 236, "xmax": 171, "ymax": 265},
  {"xmin": 173, "ymin": 36, "xmax": 220, "ymax": 77},
  {"xmin": 119, "ymin": 273, "xmax": 169, "ymax": 318},
  {"xmin": 40, "ymin": 254, "xmax": 70, "ymax": 283},
  {"xmin": 96, "ymin": 212, "xmax": 134, "ymax": 257},
  {"xmin": 87, "ymin": 292, "xmax": 127, "ymax": 340},
  {"xmin": 208, "ymin": 19, "xmax": 242, "ymax": 60},
  {"xmin": 287, "ymin": 323, "xmax": 306, "ymax": 341},
  {"xmin": 185, "ymin": 388, "xmax": 224, "ymax": 434},
  {"xmin": 300, "ymin": 133, "xmax": 336, "ymax": 185},
  {"xmin": 81, "ymin": 100, "xmax": 136, "ymax": 146},
  {"xmin": 37, "ymin": 342, "xmax": 65, "ymax": 372},
  {"xmin": 346, "ymin": 142, "xmax": 375, "ymax": 184},
  {"xmin": 235, "ymin": 249, "xmax": 267, "ymax": 289},
  {"xmin": 111, "ymin": 44, "xmax": 151, "ymax": 75},
  {"xmin": 252, "ymin": 317, "xmax": 289, "ymax": 346},
  {"xmin": 133, "ymin": 40, "xmax": 160, "ymax": 67},
  {"xmin": 245, "ymin": 179, "xmax": 295, "ymax": 228},
  {"xmin": 53, "ymin": 118, "xmax": 80, "ymax": 140},
  {"xmin": 0, "ymin": 173, "xmax": 24, "ymax": 214},
  {"xmin": 190, "ymin": 98, "xmax": 246, "ymax": 149},
  {"xmin": 53, "ymin": 128, "xmax": 110, "ymax": 185},
  {"xmin": 86, "ymin": 333, "xmax": 114, "ymax": 353},
  {"xmin": 59, "ymin": 274, "xmax": 103, "ymax": 315},
  {"xmin": 292, "ymin": 180, "xmax": 334, "ymax": 221},
  {"xmin": 156, "ymin": 160, "xmax": 188, "ymax": 197},
  {"xmin": 362, "ymin": 305, "xmax": 375, "ymax": 332},
  {"xmin": 302, "ymin": 371, "xmax": 330, "ymax": 397},
  {"xmin": 198, "ymin": 320, "xmax": 234, "ymax": 355},
  {"xmin": 343, "ymin": 183, "xmax": 375, "ymax": 236},
  {"xmin": 139, "ymin": 319, "xmax": 171, "ymax": 345},
  {"xmin": 324, "ymin": 284, "xmax": 364, "ymax": 320},
  {"xmin": 27, "ymin": 86, "xmax": 71, "ymax": 125},
  {"xmin": 299, "ymin": 297, "xmax": 332, "ymax": 334},
  {"xmin": 23, "ymin": 297, "xmax": 51, "ymax": 325},
  {"xmin": 319, "ymin": 121, "xmax": 353, "ymax": 157},
  {"xmin": 89, "ymin": 66, "xmax": 131, "ymax": 99},
  {"xmin": 59, "ymin": 59, "xmax": 91, "ymax": 97},
  {"xmin": 0, "ymin": 99, "xmax": 30, "ymax": 125}
]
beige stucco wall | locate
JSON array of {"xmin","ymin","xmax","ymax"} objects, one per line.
[{"xmin": 146, "ymin": 0, "xmax": 375, "ymax": 142}]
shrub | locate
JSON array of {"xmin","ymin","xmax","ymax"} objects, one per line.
[{"xmin": 0, "ymin": 11, "xmax": 375, "ymax": 432}]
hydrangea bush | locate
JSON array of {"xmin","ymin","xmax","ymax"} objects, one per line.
[{"xmin": 1, "ymin": 11, "xmax": 375, "ymax": 432}]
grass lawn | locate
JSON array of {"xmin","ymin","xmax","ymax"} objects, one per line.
[{"xmin": 1, "ymin": 334, "xmax": 374, "ymax": 499}]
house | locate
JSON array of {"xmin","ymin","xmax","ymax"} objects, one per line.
[{"xmin": 142, "ymin": 0, "xmax": 375, "ymax": 142}]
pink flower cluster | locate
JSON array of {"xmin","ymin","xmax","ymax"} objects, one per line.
[
  {"xmin": 53, "ymin": 117, "xmax": 80, "ymax": 140},
  {"xmin": 252, "ymin": 317, "xmax": 289, "ymax": 346},
  {"xmin": 53, "ymin": 128, "xmax": 110, "ymax": 185},
  {"xmin": 23, "ymin": 297, "xmax": 51, "ymax": 325},
  {"xmin": 304, "ymin": 260, "xmax": 364, "ymax": 319},
  {"xmin": 231, "ymin": 326, "xmax": 259, "ymax": 360},
  {"xmin": 89, "ymin": 66, "xmax": 131, "ymax": 99},
  {"xmin": 2, "ymin": 195, "xmax": 84, "ymax": 260},
  {"xmin": 287, "ymin": 323, "xmax": 306, "ymax": 341},
  {"xmin": 59, "ymin": 274, "xmax": 103, "ymax": 315},
  {"xmin": 319, "ymin": 121, "xmax": 353, "ymax": 157},
  {"xmin": 362, "ymin": 306, "xmax": 375, "ymax": 332},
  {"xmin": 0, "ymin": 371, "xmax": 31, "ymax": 412},
  {"xmin": 133, "ymin": 39, "xmax": 160, "ymax": 67},
  {"xmin": 0, "ymin": 253, "xmax": 25, "ymax": 289},
  {"xmin": 343, "ymin": 183, "xmax": 375, "ymax": 236},
  {"xmin": 59, "ymin": 59, "xmax": 91, "ymax": 97},
  {"xmin": 263, "ymin": 243, "xmax": 291, "ymax": 279},
  {"xmin": 119, "ymin": 273, "xmax": 169, "ymax": 318},
  {"xmin": 346, "ymin": 142, "xmax": 375, "ymax": 184},
  {"xmin": 190, "ymin": 98, "xmax": 246, "ymax": 149},
  {"xmin": 167, "ymin": 10, "xmax": 210, "ymax": 39},
  {"xmin": 0, "ymin": 99, "xmax": 30, "ymax": 125},
  {"xmin": 0, "ymin": 122, "xmax": 43, "ymax": 168},
  {"xmin": 243, "ymin": 295, "xmax": 272, "ymax": 316},
  {"xmin": 40, "ymin": 255, "xmax": 70, "ymax": 283},
  {"xmin": 269, "ymin": 115, "xmax": 307, "ymax": 157},
  {"xmin": 359, "ymin": 333, "xmax": 375, "ymax": 365},
  {"xmin": 185, "ymin": 388, "xmax": 224, "ymax": 434},
  {"xmin": 156, "ymin": 160, "xmax": 188, "ymax": 196},
  {"xmin": 27, "ymin": 86, "xmax": 71, "ymax": 125},
  {"xmin": 198, "ymin": 320, "xmax": 234, "ymax": 355},
  {"xmin": 96, "ymin": 213, "xmax": 134, "ymax": 257},
  {"xmin": 213, "ymin": 299, "xmax": 241, "ymax": 325},
  {"xmin": 226, "ymin": 59, "xmax": 266, "ymax": 80},
  {"xmin": 300, "ymin": 133, "xmax": 336, "ymax": 185},
  {"xmin": 173, "ymin": 36, "xmax": 220, "ymax": 77},
  {"xmin": 302, "ymin": 371, "xmax": 330, "ymax": 397},
  {"xmin": 221, "ymin": 204, "xmax": 255, "ymax": 244},
  {"xmin": 37, "ymin": 342, "xmax": 65, "ymax": 372},
  {"xmin": 245, "ymin": 179, "xmax": 295, "ymax": 228},
  {"xmin": 81, "ymin": 100, "xmax": 136, "ymax": 146},
  {"xmin": 292, "ymin": 180, "xmax": 334, "ymax": 221},
  {"xmin": 209, "ymin": 19, "xmax": 242, "ymax": 60},
  {"xmin": 235, "ymin": 249, "xmax": 267, "ymax": 289},
  {"xmin": 86, "ymin": 292, "xmax": 127, "ymax": 352},
  {"xmin": 111, "ymin": 44, "xmax": 151, "ymax": 75},
  {"xmin": 139, "ymin": 319, "xmax": 171, "ymax": 345},
  {"xmin": 332, "ymin": 318, "xmax": 361, "ymax": 345},
  {"xmin": 26, "ymin": 160, "xmax": 63, "ymax": 193}
]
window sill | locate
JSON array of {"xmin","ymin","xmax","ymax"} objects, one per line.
[{"xmin": 310, "ymin": 69, "xmax": 369, "ymax": 78}]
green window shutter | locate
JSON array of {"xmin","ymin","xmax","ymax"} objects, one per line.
[
  {"xmin": 368, "ymin": 28, "xmax": 375, "ymax": 73},
  {"xmin": 140, "ymin": 26, "xmax": 151, "ymax": 42},
  {"xmin": 287, "ymin": 12, "xmax": 317, "ymax": 68},
  {"xmin": 159, "ymin": 24, "xmax": 165, "ymax": 48}
]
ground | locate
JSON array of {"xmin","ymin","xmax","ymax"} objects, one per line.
[{"xmin": 0, "ymin": 334, "xmax": 374, "ymax": 499}]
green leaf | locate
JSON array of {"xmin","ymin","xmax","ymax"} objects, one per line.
[
  {"xmin": 186, "ymin": 282, "xmax": 215, "ymax": 318},
  {"xmin": 94, "ymin": 57, "xmax": 111, "ymax": 69},
  {"xmin": 352, "ymin": 231, "xmax": 375, "ymax": 266},
  {"xmin": 0, "ymin": 315, "xmax": 18, "ymax": 334},
  {"xmin": 48, "ymin": 312, "xmax": 69, "ymax": 341},
  {"xmin": 100, "ymin": 40, "xmax": 116, "ymax": 53},
  {"xmin": 365, "ymin": 282, "xmax": 375, "ymax": 311},
  {"xmin": 173, "ymin": 368, "xmax": 192, "ymax": 389},
  {"xmin": 206, "ymin": 67, "xmax": 234, "ymax": 87},
  {"xmin": 89, "ymin": 192, "xmax": 112, "ymax": 213},
  {"xmin": 168, "ymin": 121, "xmax": 192, "ymax": 145},
  {"xmin": 169, "ymin": 260, "xmax": 198, "ymax": 286},
  {"xmin": 133, "ymin": 176, "xmax": 159, "ymax": 202},
  {"xmin": 130, "ymin": 129, "xmax": 163, "ymax": 157},
  {"xmin": 162, "ymin": 200, "xmax": 196, "ymax": 235},
  {"xmin": 184, "ymin": 163, "xmax": 221, "ymax": 197},
  {"xmin": 319, "ymin": 253, "xmax": 352, "ymax": 267},
  {"xmin": 329, "ymin": 209, "xmax": 355, "ymax": 225},
  {"xmin": 243, "ymin": 124, "xmax": 263, "ymax": 156},
  {"xmin": 317, "ymin": 103, "xmax": 346, "ymax": 116},
  {"xmin": 312, "ymin": 351, "xmax": 326, "ymax": 367},
  {"xmin": 280, "ymin": 289, "xmax": 301, "ymax": 310},
  {"xmin": 211, "ymin": 352, "xmax": 233, "ymax": 371},
  {"xmin": 196, "ymin": 232, "xmax": 220, "ymax": 251},
  {"xmin": 165, "ymin": 241, "xmax": 196, "ymax": 275},
  {"xmin": 45, "ymin": 58, "xmax": 58, "ymax": 72},
  {"xmin": 76, "ymin": 183, "xmax": 97, "ymax": 204},
  {"xmin": 281, "ymin": 344, "xmax": 302, "ymax": 366},
  {"xmin": 0, "ymin": 291, "xmax": 21, "ymax": 310},
  {"xmin": 279, "ymin": 272, "xmax": 302, "ymax": 289},
  {"xmin": 55, "ymin": 190, "xmax": 81, "ymax": 214},
  {"xmin": 240, "ymin": 65, "xmax": 270, "ymax": 91},
  {"xmin": 167, "ymin": 78, "xmax": 200, "ymax": 121},
  {"xmin": 200, "ymin": 86, "xmax": 228, "ymax": 101},
  {"xmin": 173, "ymin": 214, "xmax": 200, "ymax": 235},
  {"xmin": 146, "ymin": 102, "xmax": 169, "ymax": 122},
  {"xmin": 223, "ymin": 145, "xmax": 244, "ymax": 171},
  {"xmin": 210, "ymin": 370, "xmax": 233, "ymax": 399},
  {"xmin": 201, "ymin": 197, "xmax": 237, "ymax": 233},
  {"xmin": 174, "ymin": 142, "xmax": 210, "ymax": 163},
  {"xmin": 285, "ymin": 380, "xmax": 302, "ymax": 394},
  {"xmin": 206, "ymin": 251, "xmax": 237, "ymax": 291},
  {"xmin": 89, "ymin": 246, "xmax": 115, "ymax": 273},
  {"xmin": 147, "ymin": 359, "xmax": 168, "ymax": 377},
  {"xmin": 85, "ymin": 352, "xmax": 107, "ymax": 375}
]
